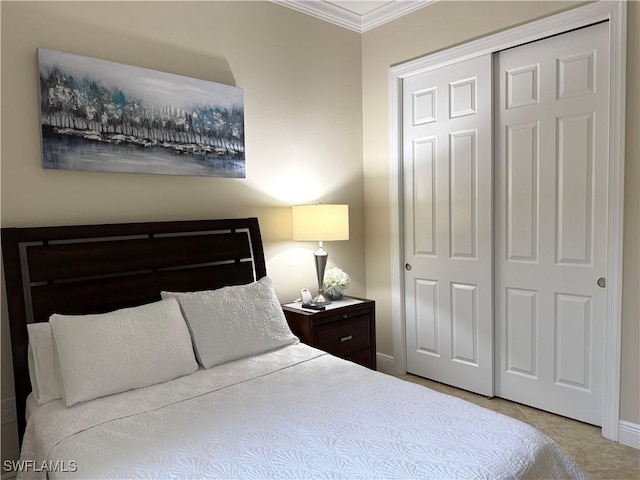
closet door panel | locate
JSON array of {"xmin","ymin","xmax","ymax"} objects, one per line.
[
  {"xmin": 495, "ymin": 22, "xmax": 609, "ymax": 426},
  {"xmin": 403, "ymin": 54, "xmax": 493, "ymax": 396}
]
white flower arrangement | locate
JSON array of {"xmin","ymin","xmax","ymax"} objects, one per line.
[{"xmin": 323, "ymin": 267, "xmax": 350, "ymax": 292}]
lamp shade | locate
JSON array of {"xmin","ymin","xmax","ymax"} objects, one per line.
[{"xmin": 292, "ymin": 204, "xmax": 349, "ymax": 242}]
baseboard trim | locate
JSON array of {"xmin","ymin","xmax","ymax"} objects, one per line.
[
  {"xmin": 619, "ymin": 420, "xmax": 640, "ymax": 450},
  {"xmin": 376, "ymin": 352, "xmax": 395, "ymax": 374}
]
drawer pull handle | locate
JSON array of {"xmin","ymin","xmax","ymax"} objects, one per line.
[{"xmin": 340, "ymin": 335, "xmax": 353, "ymax": 343}]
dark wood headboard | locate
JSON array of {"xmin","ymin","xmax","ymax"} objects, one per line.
[{"xmin": 1, "ymin": 217, "xmax": 266, "ymax": 440}]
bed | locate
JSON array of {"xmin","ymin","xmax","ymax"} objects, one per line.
[{"xmin": 2, "ymin": 217, "xmax": 584, "ymax": 479}]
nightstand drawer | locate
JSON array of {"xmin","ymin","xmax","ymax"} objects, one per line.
[
  {"xmin": 314, "ymin": 315, "xmax": 370, "ymax": 356},
  {"xmin": 344, "ymin": 348, "xmax": 373, "ymax": 369}
]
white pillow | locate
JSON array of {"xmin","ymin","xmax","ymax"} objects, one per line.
[
  {"xmin": 27, "ymin": 323, "xmax": 63, "ymax": 405},
  {"xmin": 50, "ymin": 298, "xmax": 198, "ymax": 407},
  {"xmin": 162, "ymin": 276, "xmax": 299, "ymax": 369}
]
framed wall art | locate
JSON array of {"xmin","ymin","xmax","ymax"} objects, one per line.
[{"xmin": 38, "ymin": 48, "xmax": 245, "ymax": 178}]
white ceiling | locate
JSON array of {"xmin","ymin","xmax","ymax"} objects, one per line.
[{"xmin": 271, "ymin": 0, "xmax": 438, "ymax": 33}]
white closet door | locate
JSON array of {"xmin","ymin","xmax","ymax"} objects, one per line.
[
  {"xmin": 495, "ymin": 22, "xmax": 609, "ymax": 425},
  {"xmin": 403, "ymin": 55, "xmax": 493, "ymax": 396}
]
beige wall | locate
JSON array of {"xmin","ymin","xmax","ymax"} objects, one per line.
[
  {"xmin": 361, "ymin": 0, "xmax": 639, "ymax": 425},
  {"xmin": 621, "ymin": 0, "xmax": 640, "ymax": 430},
  {"xmin": 1, "ymin": 0, "xmax": 363, "ymax": 462}
]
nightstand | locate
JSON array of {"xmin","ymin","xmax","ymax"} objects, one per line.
[{"xmin": 282, "ymin": 297, "xmax": 376, "ymax": 370}]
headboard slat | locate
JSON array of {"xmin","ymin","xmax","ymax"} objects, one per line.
[
  {"xmin": 26, "ymin": 232, "xmax": 252, "ymax": 282},
  {"xmin": 30, "ymin": 262, "xmax": 256, "ymax": 321}
]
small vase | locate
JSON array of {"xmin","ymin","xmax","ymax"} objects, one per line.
[{"xmin": 327, "ymin": 288, "xmax": 343, "ymax": 301}]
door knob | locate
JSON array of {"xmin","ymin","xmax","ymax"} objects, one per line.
[
  {"xmin": 597, "ymin": 277, "xmax": 606, "ymax": 288},
  {"xmin": 405, "ymin": 263, "xmax": 412, "ymax": 271}
]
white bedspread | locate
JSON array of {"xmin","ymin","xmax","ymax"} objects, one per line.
[{"xmin": 20, "ymin": 344, "xmax": 584, "ymax": 479}]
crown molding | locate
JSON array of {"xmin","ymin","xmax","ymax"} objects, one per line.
[{"xmin": 271, "ymin": 0, "xmax": 437, "ymax": 33}]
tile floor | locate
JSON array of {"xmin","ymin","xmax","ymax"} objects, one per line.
[{"xmin": 399, "ymin": 374, "xmax": 640, "ymax": 480}]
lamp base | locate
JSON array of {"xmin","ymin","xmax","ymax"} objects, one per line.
[
  {"xmin": 313, "ymin": 244, "xmax": 331, "ymax": 306},
  {"xmin": 312, "ymin": 289, "xmax": 331, "ymax": 306}
]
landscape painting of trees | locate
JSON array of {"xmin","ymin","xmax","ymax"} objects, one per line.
[{"xmin": 38, "ymin": 48, "xmax": 245, "ymax": 177}]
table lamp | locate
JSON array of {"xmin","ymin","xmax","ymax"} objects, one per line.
[{"xmin": 292, "ymin": 204, "xmax": 349, "ymax": 305}]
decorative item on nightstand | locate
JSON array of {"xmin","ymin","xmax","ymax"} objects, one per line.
[
  {"xmin": 323, "ymin": 267, "xmax": 350, "ymax": 300},
  {"xmin": 292, "ymin": 203, "xmax": 349, "ymax": 306}
]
